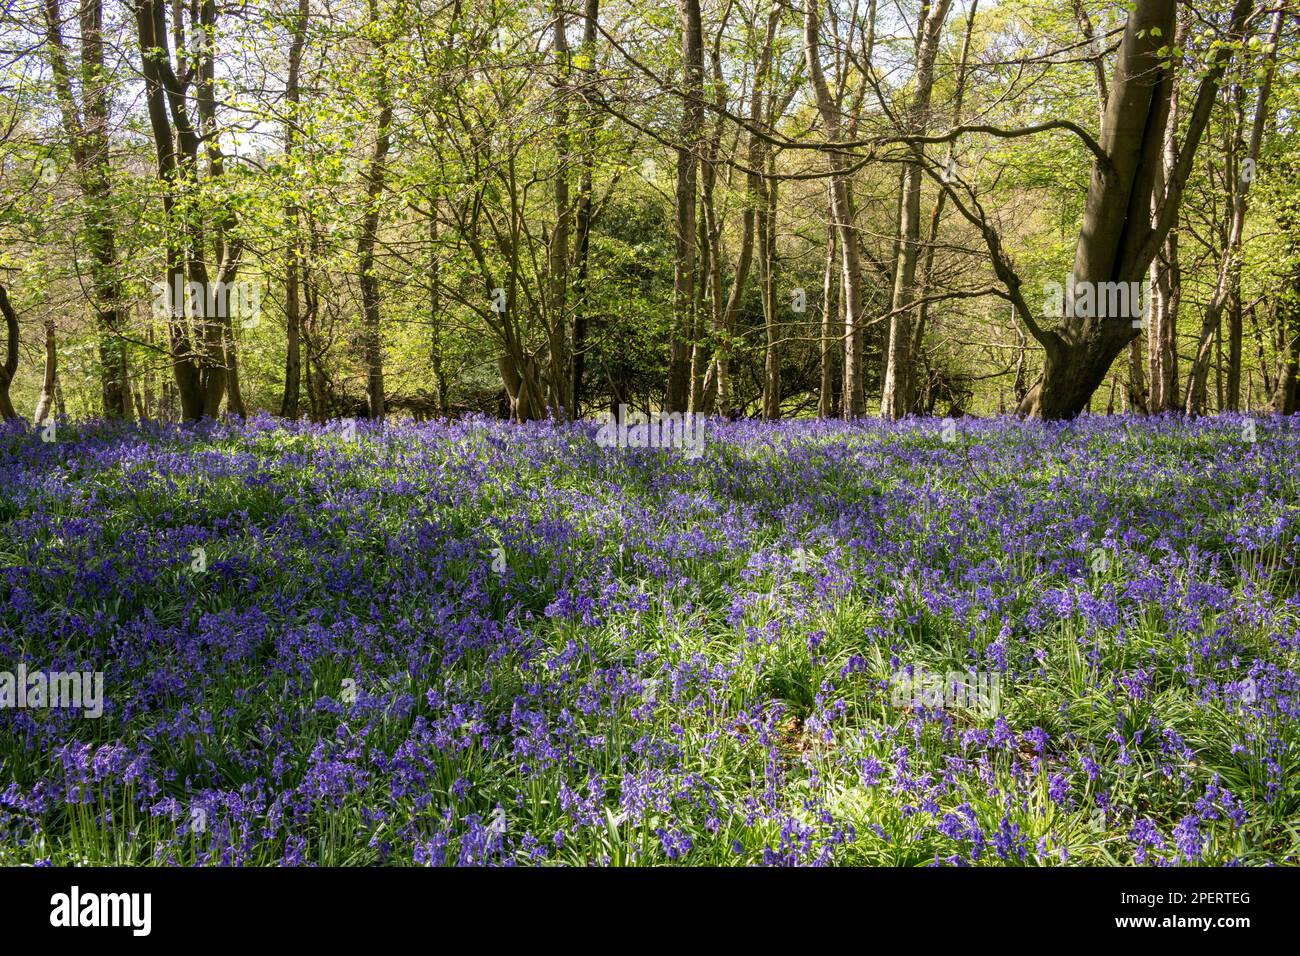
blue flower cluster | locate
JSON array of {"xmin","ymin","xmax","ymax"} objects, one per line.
[{"xmin": 0, "ymin": 412, "xmax": 1296, "ymax": 865}]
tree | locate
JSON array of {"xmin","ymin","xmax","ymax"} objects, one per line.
[
  {"xmin": 668, "ymin": 0, "xmax": 704, "ymax": 414},
  {"xmin": 43, "ymin": 0, "xmax": 129, "ymax": 418},
  {"xmin": 1183, "ymin": 6, "xmax": 1284, "ymax": 414},
  {"xmin": 357, "ymin": 0, "xmax": 393, "ymax": 420},
  {"xmin": 135, "ymin": 0, "xmax": 244, "ymax": 420},
  {"xmin": 569, "ymin": 0, "xmax": 602, "ymax": 415},
  {"xmin": 1146, "ymin": 12, "xmax": 1187, "ymax": 414},
  {"xmin": 804, "ymin": 0, "xmax": 867, "ymax": 418},
  {"xmin": 3, "ymin": 0, "xmax": 1293, "ymax": 423},
  {"xmin": 280, "ymin": 0, "xmax": 310, "ymax": 419},
  {"xmin": 1017, "ymin": 0, "xmax": 1256, "ymax": 418},
  {"xmin": 0, "ymin": 283, "xmax": 19, "ymax": 420},
  {"xmin": 880, "ymin": 0, "xmax": 953, "ymax": 420}
]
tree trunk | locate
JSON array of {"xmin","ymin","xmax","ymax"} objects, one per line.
[
  {"xmin": 0, "ymin": 284, "xmax": 20, "ymax": 421},
  {"xmin": 760, "ymin": 151, "xmax": 780, "ymax": 420},
  {"xmin": 548, "ymin": 1, "xmax": 574, "ymax": 417},
  {"xmin": 136, "ymin": 0, "xmax": 201, "ymax": 420},
  {"xmin": 703, "ymin": 10, "xmax": 774, "ymax": 418},
  {"xmin": 44, "ymin": 0, "xmax": 130, "ymax": 418},
  {"xmin": 427, "ymin": 210, "xmax": 448, "ymax": 417},
  {"xmin": 280, "ymin": 0, "xmax": 309, "ymax": 418},
  {"xmin": 1020, "ymin": 0, "xmax": 1250, "ymax": 419},
  {"xmin": 136, "ymin": 0, "xmax": 240, "ymax": 420},
  {"xmin": 819, "ymin": 199, "xmax": 838, "ymax": 419},
  {"xmin": 1227, "ymin": 291, "xmax": 1243, "ymax": 410},
  {"xmin": 1126, "ymin": 336, "xmax": 1148, "ymax": 413},
  {"xmin": 34, "ymin": 315, "xmax": 58, "ymax": 424},
  {"xmin": 571, "ymin": 0, "xmax": 600, "ymax": 416},
  {"xmin": 804, "ymin": 0, "xmax": 866, "ymax": 418},
  {"xmin": 1274, "ymin": 294, "xmax": 1299, "ymax": 414},
  {"xmin": 691, "ymin": 38, "xmax": 728, "ymax": 416},
  {"xmin": 667, "ymin": 0, "xmax": 703, "ymax": 413},
  {"xmin": 197, "ymin": 1, "xmax": 244, "ymax": 419},
  {"xmin": 882, "ymin": 0, "xmax": 952, "ymax": 420},
  {"xmin": 1147, "ymin": 13, "xmax": 1187, "ymax": 413},
  {"xmin": 358, "ymin": 0, "xmax": 391, "ymax": 420},
  {"xmin": 912, "ymin": 0, "xmax": 978, "ymax": 415},
  {"xmin": 1184, "ymin": 7, "xmax": 1282, "ymax": 415}
]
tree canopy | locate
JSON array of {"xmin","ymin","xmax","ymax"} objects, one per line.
[{"xmin": 0, "ymin": 0, "xmax": 1297, "ymax": 422}]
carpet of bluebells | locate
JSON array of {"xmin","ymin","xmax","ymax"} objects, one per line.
[{"xmin": 1, "ymin": 413, "xmax": 1298, "ymax": 866}]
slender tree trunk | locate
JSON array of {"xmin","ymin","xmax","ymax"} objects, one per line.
[
  {"xmin": 571, "ymin": 0, "xmax": 600, "ymax": 415},
  {"xmin": 1274, "ymin": 294, "xmax": 1300, "ymax": 414},
  {"xmin": 704, "ymin": 10, "xmax": 773, "ymax": 418},
  {"xmin": 881, "ymin": 0, "xmax": 952, "ymax": 420},
  {"xmin": 222, "ymin": 322, "xmax": 245, "ymax": 418},
  {"xmin": 819, "ymin": 196, "xmax": 838, "ymax": 419},
  {"xmin": 549, "ymin": 1, "xmax": 574, "ymax": 417},
  {"xmin": 694, "ymin": 156, "xmax": 724, "ymax": 414},
  {"xmin": 1075, "ymin": 0, "xmax": 1109, "ymax": 131},
  {"xmin": 44, "ymin": 0, "xmax": 130, "ymax": 418},
  {"xmin": 912, "ymin": 0, "xmax": 978, "ymax": 414},
  {"xmin": 760, "ymin": 150, "xmax": 780, "ymax": 419},
  {"xmin": 668, "ymin": 0, "xmax": 703, "ymax": 413},
  {"xmin": 804, "ymin": 0, "xmax": 866, "ymax": 417},
  {"xmin": 196, "ymin": 0, "xmax": 244, "ymax": 418},
  {"xmin": 0, "ymin": 284, "xmax": 20, "ymax": 421},
  {"xmin": 1147, "ymin": 14, "xmax": 1187, "ymax": 414},
  {"xmin": 34, "ymin": 315, "xmax": 58, "ymax": 424},
  {"xmin": 136, "ymin": 0, "xmax": 242, "ymax": 419},
  {"xmin": 135, "ymin": 0, "xmax": 203, "ymax": 420},
  {"xmin": 358, "ymin": 0, "xmax": 391, "ymax": 419},
  {"xmin": 1126, "ymin": 336, "xmax": 1148, "ymax": 413},
  {"xmin": 1184, "ymin": 7, "xmax": 1282, "ymax": 415},
  {"xmin": 280, "ymin": 0, "xmax": 309, "ymax": 418},
  {"xmin": 692, "ymin": 38, "xmax": 727, "ymax": 415},
  {"xmin": 428, "ymin": 210, "xmax": 448, "ymax": 416},
  {"xmin": 301, "ymin": 220, "xmax": 326, "ymax": 422},
  {"xmin": 1228, "ymin": 292, "xmax": 1243, "ymax": 410}
]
